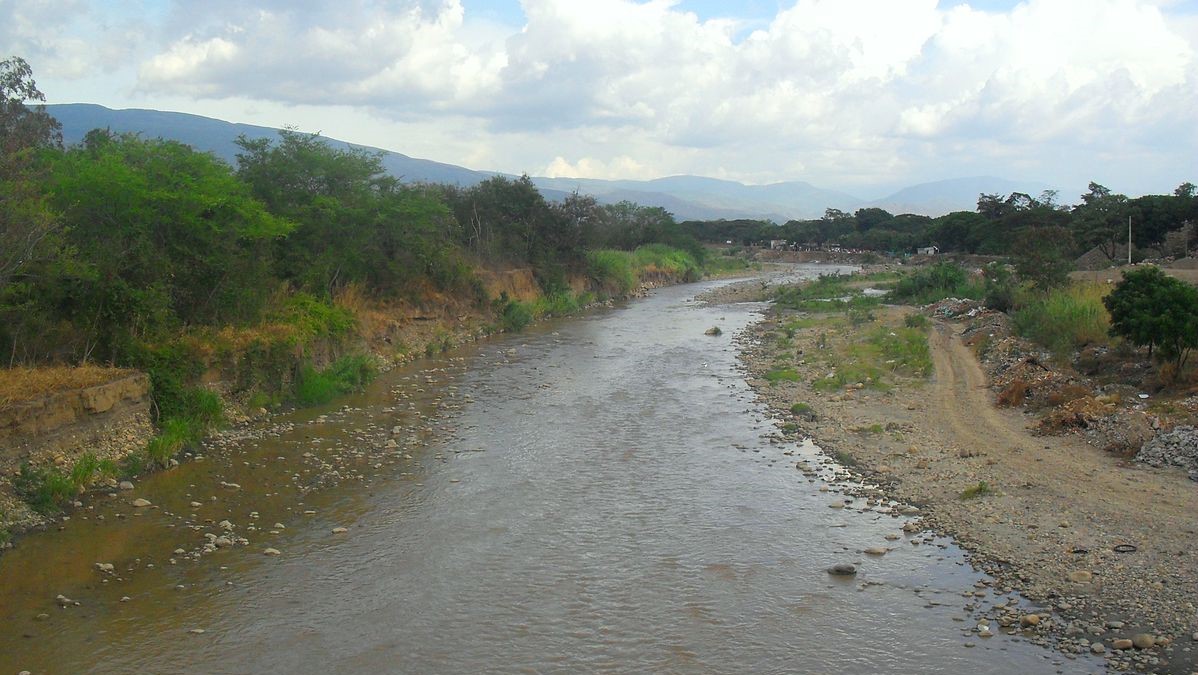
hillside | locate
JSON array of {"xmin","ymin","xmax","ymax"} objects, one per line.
[{"xmin": 47, "ymin": 104, "xmax": 1054, "ymax": 219}]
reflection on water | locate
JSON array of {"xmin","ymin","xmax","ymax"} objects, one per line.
[{"xmin": 0, "ymin": 267, "xmax": 1099, "ymax": 674}]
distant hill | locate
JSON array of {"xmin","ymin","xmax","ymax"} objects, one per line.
[
  {"xmin": 46, "ymin": 104, "xmax": 1054, "ymax": 220},
  {"xmin": 869, "ymin": 176, "xmax": 1059, "ymax": 216}
]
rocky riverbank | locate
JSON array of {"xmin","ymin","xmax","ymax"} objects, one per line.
[{"xmin": 715, "ymin": 282, "xmax": 1198, "ymax": 675}]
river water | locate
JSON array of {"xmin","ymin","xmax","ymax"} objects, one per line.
[{"xmin": 0, "ymin": 268, "xmax": 1101, "ymax": 674}]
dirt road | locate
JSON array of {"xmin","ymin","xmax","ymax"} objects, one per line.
[{"xmin": 741, "ymin": 307, "xmax": 1198, "ymax": 673}]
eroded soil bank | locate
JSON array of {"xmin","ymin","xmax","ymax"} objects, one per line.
[{"xmin": 719, "ymin": 278, "xmax": 1198, "ymax": 675}]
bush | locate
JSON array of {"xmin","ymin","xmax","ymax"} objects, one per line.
[
  {"xmin": 1012, "ymin": 283, "xmax": 1110, "ymax": 358},
  {"xmin": 891, "ymin": 263, "xmax": 984, "ymax": 304},
  {"xmin": 765, "ymin": 367, "xmax": 801, "ymax": 383},
  {"xmin": 903, "ymin": 313, "xmax": 929, "ymax": 329},
  {"xmin": 1103, "ymin": 266, "xmax": 1198, "ymax": 373},
  {"xmin": 294, "ymin": 354, "xmax": 376, "ymax": 406},
  {"xmin": 500, "ymin": 299, "xmax": 534, "ymax": 332},
  {"xmin": 586, "ymin": 250, "xmax": 636, "ymax": 294}
]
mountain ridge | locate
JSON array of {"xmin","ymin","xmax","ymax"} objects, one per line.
[{"xmin": 46, "ymin": 103, "xmax": 1054, "ymax": 219}]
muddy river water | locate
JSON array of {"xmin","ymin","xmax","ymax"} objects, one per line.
[{"xmin": 0, "ymin": 268, "xmax": 1102, "ymax": 674}]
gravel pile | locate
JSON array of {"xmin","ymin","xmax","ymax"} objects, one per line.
[{"xmin": 1136, "ymin": 425, "xmax": 1198, "ymax": 481}]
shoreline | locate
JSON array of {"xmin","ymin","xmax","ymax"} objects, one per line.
[{"xmin": 717, "ymin": 283, "xmax": 1198, "ymax": 675}]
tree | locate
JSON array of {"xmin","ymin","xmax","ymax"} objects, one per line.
[
  {"xmin": 1012, "ymin": 225, "xmax": 1074, "ymax": 290},
  {"xmin": 1073, "ymin": 182, "xmax": 1129, "ymax": 261},
  {"xmin": 0, "ymin": 56, "xmax": 63, "ymax": 291},
  {"xmin": 1103, "ymin": 266, "xmax": 1198, "ymax": 374}
]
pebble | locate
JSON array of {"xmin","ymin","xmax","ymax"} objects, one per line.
[
  {"xmin": 263, "ymin": 548, "xmax": 281, "ymax": 556},
  {"xmin": 1113, "ymin": 639, "xmax": 1134, "ymax": 650},
  {"xmin": 863, "ymin": 547, "xmax": 888, "ymax": 556},
  {"xmin": 827, "ymin": 563, "xmax": 857, "ymax": 576},
  {"xmin": 118, "ymin": 481, "xmax": 134, "ymax": 490},
  {"xmin": 331, "ymin": 527, "xmax": 349, "ymax": 534},
  {"xmin": 1090, "ymin": 643, "xmax": 1105, "ymax": 654},
  {"xmin": 120, "ymin": 596, "xmax": 130, "ymax": 603},
  {"xmin": 1020, "ymin": 615, "xmax": 1041, "ymax": 627},
  {"xmin": 188, "ymin": 628, "xmax": 206, "ymax": 635},
  {"xmin": 95, "ymin": 562, "xmax": 114, "ymax": 573},
  {"xmin": 273, "ymin": 523, "xmax": 285, "ymax": 529},
  {"xmin": 131, "ymin": 498, "xmax": 152, "ymax": 508}
]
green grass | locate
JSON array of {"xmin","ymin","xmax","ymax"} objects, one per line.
[
  {"xmin": 14, "ymin": 452, "xmax": 115, "ymax": 515},
  {"xmin": 294, "ymin": 354, "xmax": 376, "ymax": 406},
  {"xmin": 790, "ymin": 402, "xmax": 813, "ymax": 415},
  {"xmin": 904, "ymin": 313, "xmax": 929, "ymax": 329},
  {"xmin": 855, "ymin": 423, "xmax": 884, "ymax": 434},
  {"xmin": 890, "ymin": 263, "xmax": 985, "ymax": 304},
  {"xmin": 145, "ymin": 417, "xmax": 193, "ymax": 466},
  {"xmin": 765, "ymin": 367, "xmax": 801, "ymax": 384},
  {"xmin": 1011, "ymin": 282, "xmax": 1111, "ymax": 358},
  {"xmin": 960, "ymin": 481, "xmax": 996, "ymax": 500}
]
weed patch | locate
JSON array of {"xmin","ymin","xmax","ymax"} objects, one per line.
[{"xmin": 960, "ymin": 481, "xmax": 996, "ymax": 500}]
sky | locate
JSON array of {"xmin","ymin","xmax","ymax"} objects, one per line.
[{"xmin": 4, "ymin": 0, "xmax": 1198, "ymax": 199}]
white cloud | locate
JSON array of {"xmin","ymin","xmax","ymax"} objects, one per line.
[{"xmin": 8, "ymin": 0, "xmax": 1197, "ymax": 193}]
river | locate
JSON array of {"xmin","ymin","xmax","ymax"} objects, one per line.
[{"xmin": 0, "ymin": 267, "xmax": 1101, "ymax": 674}]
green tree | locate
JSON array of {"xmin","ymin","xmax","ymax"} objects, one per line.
[
  {"xmin": 1012, "ymin": 225, "xmax": 1074, "ymax": 290},
  {"xmin": 1103, "ymin": 266, "xmax": 1198, "ymax": 373},
  {"xmin": 0, "ymin": 56, "xmax": 63, "ymax": 291},
  {"xmin": 1073, "ymin": 182, "xmax": 1129, "ymax": 261}
]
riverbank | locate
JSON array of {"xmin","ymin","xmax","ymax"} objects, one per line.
[{"xmin": 717, "ymin": 281, "xmax": 1198, "ymax": 674}]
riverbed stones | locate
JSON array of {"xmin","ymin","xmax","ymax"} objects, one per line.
[
  {"xmin": 863, "ymin": 546, "xmax": 888, "ymax": 556},
  {"xmin": 1090, "ymin": 642, "xmax": 1105, "ymax": 654},
  {"xmin": 118, "ymin": 481, "xmax": 134, "ymax": 491},
  {"xmin": 1020, "ymin": 614, "xmax": 1041, "ymax": 627},
  {"xmin": 95, "ymin": 562, "xmax": 114, "ymax": 574},
  {"xmin": 263, "ymin": 548, "xmax": 281, "ymax": 556},
  {"xmin": 131, "ymin": 498, "xmax": 152, "ymax": 508},
  {"xmin": 827, "ymin": 563, "xmax": 857, "ymax": 576},
  {"xmin": 1113, "ymin": 638, "xmax": 1134, "ymax": 650},
  {"xmin": 331, "ymin": 527, "xmax": 348, "ymax": 534},
  {"xmin": 1132, "ymin": 633, "xmax": 1156, "ymax": 649},
  {"xmin": 213, "ymin": 536, "xmax": 233, "ymax": 548}
]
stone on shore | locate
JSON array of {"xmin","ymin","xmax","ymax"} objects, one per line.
[
  {"xmin": 131, "ymin": 498, "xmax": 152, "ymax": 508},
  {"xmin": 827, "ymin": 563, "xmax": 857, "ymax": 576},
  {"xmin": 1131, "ymin": 633, "xmax": 1155, "ymax": 649}
]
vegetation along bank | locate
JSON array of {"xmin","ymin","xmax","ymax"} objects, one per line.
[{"xmin": 0, "ymin": 58, "xmax": 748, "ymax": 539}]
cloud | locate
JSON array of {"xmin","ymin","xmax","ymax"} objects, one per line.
[{"xmin": 15, "ymin": 0, "xmax": 1197, "ymax": 191}]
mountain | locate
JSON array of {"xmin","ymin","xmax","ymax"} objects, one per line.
[
  {"xmin": 48, "ymin": 103, "xmax": 498, "ymax": 188},
  {"xmin": 869, "ymin": 176, "xmax": 1058, "ymax": 217},
  {"xmin": 45, "ymin": 104, "xmax": 1053, "ymax": 220}
]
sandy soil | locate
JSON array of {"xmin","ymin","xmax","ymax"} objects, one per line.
[{"xmin": 724, "ymin": 289, "xmax": 1198, "ymax": 674}]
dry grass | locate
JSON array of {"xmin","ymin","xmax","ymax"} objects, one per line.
[{"xmin": 0, "ymin": 365, "xmax": 134, "ymax": 409}]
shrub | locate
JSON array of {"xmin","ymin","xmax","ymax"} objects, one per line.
[
  {"xmin": 1103, "ymin": 266, "xmax": 1198, "ymax": 373},
  {"xmin": 790, "ymin": 402, "xmax": 813, "ymax": 415},
  {"xmin": 294, "ymin": 354, "xmax": 376, "ymax": 406},
  {"xmin": 765, "ymin": 368, "xmax": 801, "ymax": 383},
  {"xmin": 586, "ymin": 250, "xmax": 636, "ymax": 294},
  {"xmin": 500, "ymin": 299, "xmax": 534, "ymax": 332},
  {"xmin": 1012, "ymin": 283, "xmax": 1110, "ymax": 358},
  {"xmin": 891, "ymin": 263, "xmax": 984, "ymax": 304},
  {"xmin": 960, "ymin": 481, "xmax": 995, "ymax": 499},
  {"xmin": 903, "ymin": 313, "xmax": 929, "ymax": 329}
]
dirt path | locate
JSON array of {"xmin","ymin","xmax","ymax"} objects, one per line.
[{"xmin": 741, "ymin": 306, "xmax": 1198, "ymax": 674}]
